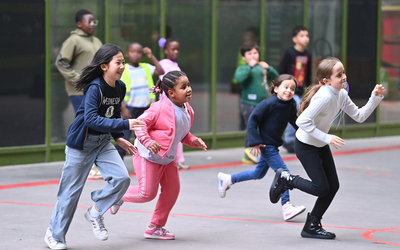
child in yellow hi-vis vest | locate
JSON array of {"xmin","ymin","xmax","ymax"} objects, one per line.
[{"xmin": 117, "ymin": 42, "xmax": 164, "ymax": 159}]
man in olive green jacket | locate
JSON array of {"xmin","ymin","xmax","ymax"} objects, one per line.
[{"xmin": 56, "ymin": 9, "xmax": 103, "ymax": 112}]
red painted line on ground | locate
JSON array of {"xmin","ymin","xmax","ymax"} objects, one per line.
[
  {"xmin": 2, "ymin": 202, "xmax": 399, "ymax": 246},
  {"xmin": 0, "ymin": 145, "xmax": 399, "ymax": 191},
  {"xmin": 0, "ymin": 180, "xmax": 60, "ymax": 190},
  {"xmin": 0, "ymin": 179, "xmax": 98, "ymax": 190},
  {"xmin": 331, "ymin": 145, "xmax": 400, "ymax": 156},
  {"xmin": 0, "ymin": 201, "xmax": 375, "ymax": 231},
  {"xmin": 361, "ymin": 227, "xmax": 400, "ymax": 246}
]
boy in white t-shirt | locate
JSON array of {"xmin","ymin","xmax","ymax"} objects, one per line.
[{"xmin": 117, "ymin": 42, "xmax": 164, "ymax": 159}]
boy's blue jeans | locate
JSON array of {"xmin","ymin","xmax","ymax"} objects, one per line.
[
  {"xmin": 231, "ymin": 145, "xmax": 290, "ymax": 205},
  {"xmin": 49, "ymin": 134, "xmax": 131, "ymax": 243}
]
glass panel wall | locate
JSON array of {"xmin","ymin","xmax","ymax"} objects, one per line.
[
  {"xmin": 109, "ymin": 0, "xmax": 159, "ymax": 60},
  {"xmin": 265, "ymin": 0, "xmax": 304, "ymax": 69},
  {"xmin": 216, "ymin": 0, "xmax": 261, "ymax": 133},
  {"xmin": 50, "ymin": 0, "xmax": 104, "ymax": 143},
  {"xmin": 167, "ymin": 0, "xmax": 212, "ymax": 134},
  {"xmin": 309, "ymin": 0, "xmax": 346, "ymax": 128},
  {"xmin": 346, "ymin": 0, "xmax": 378, "ymax": 124},
  {"xmin": 0, "ymin": 0, "xmax": 46, "ymax": 147},
  {"xmin": 308, "ymin": 0, "xmax": 343, "ymax": 67},
  {"xmin": 380, "ymin": 0, "xmax": 400, "ymax": 123}
]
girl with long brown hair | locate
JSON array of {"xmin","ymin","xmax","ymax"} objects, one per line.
[{"xmin": 269, "ymin": 57, "xmax": 386, "ymax": 239}]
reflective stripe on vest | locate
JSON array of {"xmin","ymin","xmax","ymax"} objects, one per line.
[{"xmin": 122, "ymin": 63, "xmax": 155, "ymax": 102}]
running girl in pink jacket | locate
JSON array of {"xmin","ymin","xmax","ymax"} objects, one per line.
[{"xmin": 110, "ymin": 70, "xmax": 207, "ymax": 240}]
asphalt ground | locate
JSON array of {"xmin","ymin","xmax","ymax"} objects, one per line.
[{"xmin": 1, "ymin": 136, "xmax": 399, "ymax": 250}]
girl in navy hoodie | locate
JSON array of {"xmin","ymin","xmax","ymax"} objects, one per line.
[
  {"xmin": 218, "ymin": 74, "xmax": 306, "ymax": 221},
  {"xmin": 44, "ymin": 44, "xmax": 144, "ymax": 250}
]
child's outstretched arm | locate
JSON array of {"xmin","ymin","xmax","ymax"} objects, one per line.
[
  {"xmin": 192, "ymin": 138, "xmax": 207, "ymax": 151},
  {"xmin": 134, "ymin": 109, "xmax": 158, "ymax": 149},
  {"xmin": 115, "ymin": 137, "xmax": 138, "ymax": 155},
  {"xmin": 143, "ymin": 47, "xmax": 165, "ymax": 76},
  {"xmin": 181, "ymin": 132, "xmax": 207, "ymax": 151},
  {"xmin": 344, "ymin": 84, "xmax": 385, "ymax": 123}
]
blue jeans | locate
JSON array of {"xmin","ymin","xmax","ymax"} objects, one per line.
[
  {"xmin": 49, "ymin": 134, "xmax": 131, "ymax": 243},
  {"xmin": 283, "ymin": 94, "xmax": 301, "ymax": 144},
  {"xmin": 70, "ymin": 95, "xmax": 84, "ymax": 113},
  {"xmin": 231, "ymin": 145, "xmax": 290, "ymax": 205}
]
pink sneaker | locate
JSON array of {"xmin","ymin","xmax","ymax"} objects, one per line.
[{"xmin": 144, "ymin": 226, "xmax": 175, "ymax": 240}]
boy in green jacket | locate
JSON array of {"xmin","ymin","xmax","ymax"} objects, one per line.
[
  {"xmin": 55, "ymin": 9, "xmax": 103, "ymax": 112},
  {"xmin": 235, "ymin": 43, "xmax": 279, "ymax": 163}
]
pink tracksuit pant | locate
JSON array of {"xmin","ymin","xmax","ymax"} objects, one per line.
[{"xmin": 123, "ymin": 153, "xmax": 180, "ymax": 227}]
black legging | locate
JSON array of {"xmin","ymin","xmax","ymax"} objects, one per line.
[{"xmin": 291, "ymin": 138, "xmax": 340, "ymax": 219}]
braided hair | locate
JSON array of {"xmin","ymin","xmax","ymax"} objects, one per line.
[{"xmin": 153, "ymin": 71, "xmax": 187, "ymax": 97}]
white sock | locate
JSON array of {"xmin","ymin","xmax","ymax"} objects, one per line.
[
  {"xmin": 90, "ymin": 206, "xmax": 101, "ymax": 218},
  {"xmin": 227, "ymin": 174, "xmax": 232, "ymax": 185}
]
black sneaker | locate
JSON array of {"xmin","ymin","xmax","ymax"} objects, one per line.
[{"xmin": 269, "ymin": 168, "xmax": 289, "ymax": 204}]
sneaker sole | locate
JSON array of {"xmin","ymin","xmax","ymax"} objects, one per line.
[
  {"xmin": 217, "ymin": 173, "xmax": 226, "ymax": 198},
  {"xmin": 301, "ymin": 230, "xmax": 336, "ymax": 239},
  {"xmin": 87, "ymin": 175, "xmax": 103, "ymax": 179},
  {"xmin": 144, "ymin": 234, "xmax": 175, "ymax": 240},
  {"xmin": 109, "ymin": 207, "xmax": 118, "ymax": 215},
  {"xmin": 269, "ymin": 169, "xmax": 284, "ymax": 204},
  {"xmin": 178, "ymin": 167, "xmax": 190, "ymax": 170},
  {"xmin": 242, "ymin": 157, "xmax": 253, "ymax": 164},
  {"xmin": 284, "ymin": 207, "xmax": 306, "ymax": 221},
  {"xmin": 244, "ymin": 149, "xmax": 258, "ymax": 163}
]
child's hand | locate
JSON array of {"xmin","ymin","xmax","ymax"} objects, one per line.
[
  {"xmin": 250, "ymin": 144, "xmax": 266, "ymax": 156},
  {"xmin": 372, "ymin": 84, "xmax": 386, "ymax": 97},
  {"xmin": 258, "ymin": 61, "xmax": 270, "ymax": 69},
  {"xmin": 248, "ymin": 59, "xmax": 258, "ymax": 67},
  {"xmin": 115, "ymin": 138, "xmax": 138, "ymax": 155},
  {"xmin": 143, "ymin": 47, "xmax": 153, "ymax": 58},
  {"xmin": 193, "ymin": 138, "xmax": 207, "ymax": 151},
  {"xmin": 128, "ymin": 119, "xmax": 145, "ymax": 131},
  {"xmin": 148, "ymin": 141, "xmax": 161, "ymax": 154},
  {"xmin": 330, "ymin": 135, "xmax": 345, "ymax": 149}
]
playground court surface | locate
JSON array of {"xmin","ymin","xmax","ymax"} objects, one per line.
[{"xmin": 0, "ymin": 136, "xmax": 399, "ymax": 250}]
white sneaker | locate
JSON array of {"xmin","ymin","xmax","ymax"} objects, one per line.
[
  {"xmin": 109, "ymin": 199, "xmax": 124, "ymax": 215},
  {"xmin": 44, "ymin": 228, "xmax": 67, "ymax": 250},
  {"xmin": 177, "ymin": 162, "xmax": 190, "ymax": 170},
  {"xmin": 218, "ymin": 172, "xmax": 232, "ymax": 198},
  {"xmin": 88, "ymin": 165, "xmax": 103, "ymax": 179},
  {"xmin": 282, "ymin": 202, "xmax": 306, "ymax": 221},
  {"xmin": 84, "ymin": 209, "xmax": 109, "ymax": 241}
]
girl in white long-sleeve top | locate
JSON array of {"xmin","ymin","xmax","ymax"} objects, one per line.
[{"xmin": 269, "ymin": 57, "xmax": 386, "ymax": 239}]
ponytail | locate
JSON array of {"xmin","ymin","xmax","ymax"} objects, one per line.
[{"xmin": 297, "ymin": 84, "xmax": 321, "ymax": 116}]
